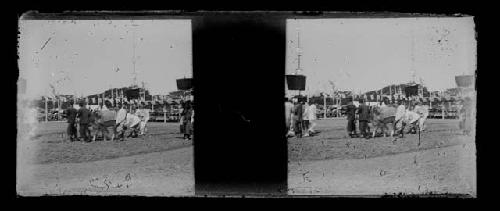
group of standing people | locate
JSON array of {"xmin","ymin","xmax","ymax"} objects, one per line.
[
  {"xmin": 287, "ymin": 96, "xmax": 473, "ymax": 140},
  {"xmin": 285, "ymin": 97, "xmax": 317, "ymax": 138},
  {"xmin": 345, "ymin": 98, "xmax": 429, "ymax": 139},
  {"xmin": 63, "ymin": 100, "xmax": 151, "ymax": 142}
]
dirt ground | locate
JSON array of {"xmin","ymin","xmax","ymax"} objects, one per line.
[
  {"xmin": 288, "ymin": 119, "xmax": 476, "ymax": 196},
  {"xmin": 31, "ymin": 122, "xmax": 192, "ymax": 164},
  {"xmin": 17, "ymin": 119, "xmax": 476, "ymax": 197},
  {"xmin": 17, "ymin": 122, "xmax": 194, "ymax": 196}
]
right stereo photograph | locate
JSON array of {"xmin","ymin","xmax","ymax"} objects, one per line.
[{"xmin": 285, "ymin": 17, "xmax": 476, "ymax": 197}]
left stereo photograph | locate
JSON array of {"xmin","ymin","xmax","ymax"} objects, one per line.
[{"xmin": 17, "ymin": 18, "xmax": 194, "ymax": 196}]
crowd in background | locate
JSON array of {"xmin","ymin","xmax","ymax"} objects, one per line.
[
  {"xmin": 346, "ymin": 98, "xmax": 430, "ymax": 139},
  {"xmin": 285, "ymin": 96, "xmax": 474, "ymax": 139},
  {"xmin": 63, "ymin": 100, "xmax": 151, "ymax": 142},
  {"xmin": 285, "ymin": 97, "xmax": 317, "ymax": 138},
  {"xmin": 62, "ymin": 98, "xmax": 194, "ymax": 143}
]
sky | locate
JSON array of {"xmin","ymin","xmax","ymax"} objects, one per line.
[
  {"xmin": 286, "ymin": 17, "xmax": 476, "ymax": 96},
  {"xmin": 18, "ymin": 17, "xmax": 476, "ymax": 99},
  {"xmin": 18, "ymin": 19, "xmax": 192, "ymax": 99}
]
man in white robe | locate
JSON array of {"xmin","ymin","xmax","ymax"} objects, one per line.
[
  {"xmin": 308, "ymin": 102, "xmax": 317, "ymax": 134},
  {"xmin": 394, "ymin": 101, "xmax": 406, "ymax": 136}
]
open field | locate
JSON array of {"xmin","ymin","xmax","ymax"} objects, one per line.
[
  {"xmin": 17, "ymin": 119, "xmax": 476, "ymax": 196},
  {"xmin": 30, "ymin": 122, "xmax": 192, "ymax": 165},
  {"xmin": 288, "ymin": 119, "xmax": 476, "ymax": 196},
  {"xmin": 17, "ymin": 122, "xmax": 194, "ymax": 196}
]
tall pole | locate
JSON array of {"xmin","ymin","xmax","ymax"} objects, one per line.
[
  {"xmin": 379, "ymin": 88, "xmax": 382, "ymax": 104},
  {"xmin": 132, "ymin": 23, "xmax": 138, "ymax": 87},
  {"xmin": 337, "ymin": 94, "xmax": 340, "ymax": 117},
  {"xmin": 111, "ymin": 87, "xmax": 114, "ymax": 106},
  {"xmin": 410, "ymin": 20, "xmax": 417, "ymax": 84},
  {"xmin": 323, "ymin": 93, "xmax": 327, "ymax": 119},
  {"xmin": 52, "ymin": 97, "xmax": 55, "ymax": 113},
  {"xmin": 164, "ymin": 106, "xmax": 167, "ymax": 123},
  {"xmin": 296, "ymin": 27, "xmax": 301, "ymax": 75},
  {"xmin": 45, "ymin": 96, "xmax": 48, "ymax": 122},
  {"xmin": 58, "ymin": 96, "xmax": 61, "ymax": 120},
  {"xmin": 331, "ymin": 93, "xmax": 335, "ymax": 118},
  {"xmin": 442, "ymin": 103, "xmax": 445, "ymax": 120}
]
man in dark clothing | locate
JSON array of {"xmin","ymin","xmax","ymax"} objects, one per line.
[
  {"xmin": 293, "ymin": 99, "xmax": 304, "ymax": 138},
  {"xmin": 181, "ymin": 101, "xmax": 194, "ymax": 140},
  {"xmin": 357, "ymin": 99, "xmax": 371, "ymax": 139},
  {"xmin": 64, "ymin": 100, "xmax": 78, "ymax": 141},
  {"xmin": 77, "ymin": 101, "xmax": 92, "ymax": 142},
  {"xmin": 345, "ymin": 98, "xmax": 357, "ymax": 138}
]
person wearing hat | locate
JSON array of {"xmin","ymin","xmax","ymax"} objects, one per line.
[
  {"xmin": 181, "ymin": 100, "xmax": 194, "ymax": 140},
  {"xmin": 302, "ymin": 101, "xmax": 310, "ymax": 137},
  {"xmin": 63, "ymin": 100, "xmax": 78, "ymax": 142},
  {"xmin": 292, "ymin": 97, "xmax": 304, "ymax": 138},
  {"xmin": 357, "ymin": 98, "xmax": 371, "ymax": 139},
  {"xmin": 345, "ymin": 97, "xmax": 357, "ymax": 138},
  {"xmin": 76, "ymin": 100, "xmax": 92, "ymax": 142}
]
